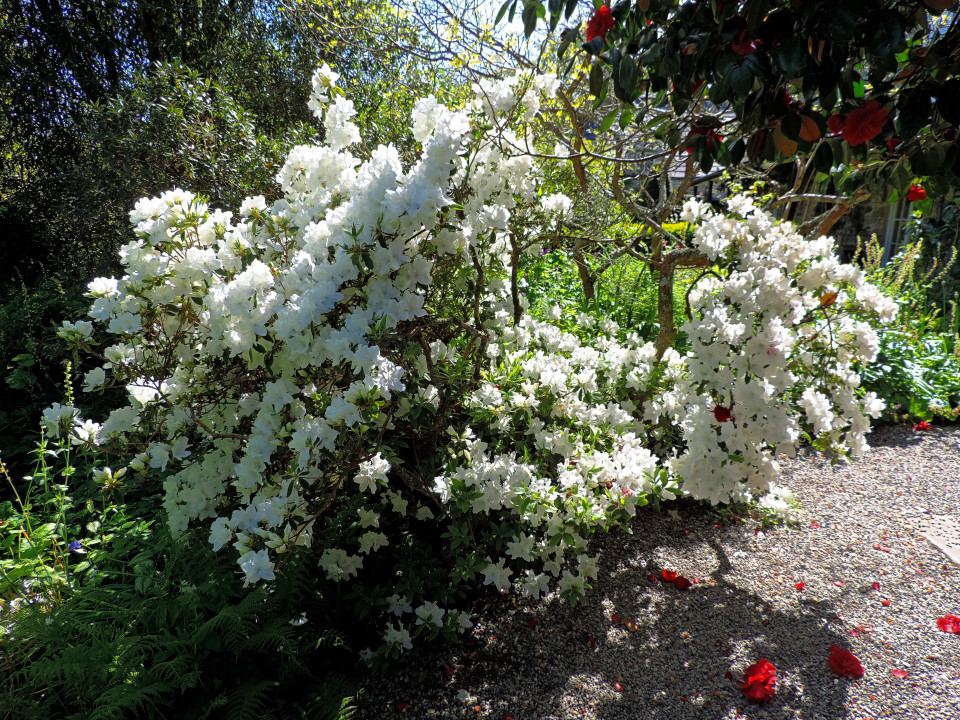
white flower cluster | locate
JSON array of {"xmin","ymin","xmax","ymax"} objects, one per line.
[
  {"xmin": 54, "ymin": 68, "xmax": 894, "ymax": 662},
  {"xmin": 655, "ymin": 199, "xmax": 895, "ymax": 503}
]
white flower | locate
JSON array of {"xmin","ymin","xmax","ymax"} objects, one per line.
[
  {"xmin": 238, "ymin": 549, "xmax": 275, "ymax": 584},
  {"xmin": 482, "ymin": 559, "xmax": 512, "ymax": 592}
]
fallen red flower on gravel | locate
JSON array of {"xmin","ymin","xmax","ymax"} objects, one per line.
[
  {"xmin": 828, "ymin": 645, "xmax": 865, "ymax": 678},
  {"xmin": 810, "ymin": 521, "xmax": 820, "ymax": 529},
  {"xmin": 662, "ymin": 569, "xmax": 678, "ymax": 582},
  {"xmin": 647, "ymin": 573, "xmax": 657, "ymax": 582},
  {"xmin": 882, "ymin": 600, "xmax": 891, "ymax": 606},
  {"xmin": 739, "ymin": 659, "xmax": 776, "ymax": 702},
  {"xmin": 914, "ymin": 420, "xmax": 931, "ymax": 431},
  {"xmin": 673, "ymin": 576, "xmax": 693, "ymax": 590},
  {"xmin": 795, "ymin": 582, "xmax": 805, "ymax": 590},
  {"xmin": 937, "ymin": 615, "xmax": 960, "ymax": 633},
  {"xmin": 891, "ymin": 668, "xmax": 909, "ymax": 679},
  {"xmin": 611, "ymin": 614, "xmax": 621, "ymax": 623},
  {"xmin": 875, "ymin": 543, "xmax": 892, "ymax": 552}
]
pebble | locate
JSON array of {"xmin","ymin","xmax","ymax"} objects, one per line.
[{"xmin": 356, "ymin": 425, "xmax": 960, "ymax": 719}]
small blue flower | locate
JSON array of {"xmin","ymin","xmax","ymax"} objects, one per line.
[{"xmin": 68, "ymin": 540, "xmax": 85, "ymax": 554}]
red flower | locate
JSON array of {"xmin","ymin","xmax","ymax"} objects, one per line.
[
  {"xmin": 662, "ymin": 569, "xmax": 678, "ymax": 582},
  {"xmin": 713, "ymin": 405, "xmax": 734, "ymax": 423},
  {"xmin": 914, "ymin": 420, "xmax": 931, "ymax": 431},
  {"xmin": 685, "ymin": 127, "xmax": 722, "ymax": 153},
  {"xmin": 887, "ymin": 136, "xmax": 902, "ymax": 153},
  {"xmin": 841, "ymin": 101, "xmax": 888, "ymax": 146},
  {"xmin": 739, "ymin": 659, "xmax": 776, "ymax": 702},
  {"xmin": 828, "ymin": 113, "xmax": 847, "ymax": 135},
  {"xmin": 828, "ymin": 645, "xmax": 865, "ymax": 678},
  {"xmin": 795, "ymin": 582, "xmax": 805, "ymax": 590},
  {"xmin": 907, "ymin": 185, "xmax": 927, "ymax": 202},
  {"xmin": 732, "ymin": 29, "xmax": 757, "ymax": 55},
  {"xmin": 673, "ymin": 575, "xmax": 692, "ymax": 590},
  {"xmin": 586, "ymin": 5, "xmax": 616, "ymax": 42},
  {"xmin": 937, "ymin": 615, "xmax": 960, "ymax": 633}
]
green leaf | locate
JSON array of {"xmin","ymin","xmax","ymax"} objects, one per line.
[
  {"xmin": 589, "ymin": 60, "xmax": 605, "ymax": 97},
  {"xmin": 600, "ymin": 107, "xmax": 619, "ymax": 133},
  {"xmin": 522, "ymin": 2, "xmax": 539, "ymax": 38},
  {"xmin": 618, "ymin": 55, "xmax": 637, "ymax": 95},
  {"xmin": 935, "ymin": 79, "xmax": 960, "ymax": 125},
  {"xmin": 896, "ymin": 87, "xmax": 932, "ymax": 141},
  {"xmin": 495, "ymin": 0, "xmax": 515, "ymax": 24},
  {"xmin": 864, "ymin": 10, "xmax": 905, "ymax": 58},
  {"xmin": 776, "ymin": 35, "xmax": 808, "ymax": 77},
  {"xmin": 619, "ymin": 107, "xmax": 635, "ymax": 129},
  {"xmin": 821, "ymin": 3, "xmax": 858, "ymax": 44},
  {"xmin": 565, "ymin": 0, "xmax": 578, "ymax": 19},
  {"xmin": 813, "ymin": 141, "xmax": 834, "ymax": 173}
]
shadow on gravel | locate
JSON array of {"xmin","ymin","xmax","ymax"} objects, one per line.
[{"xmin": 358, "ymin": 502, "xmax": 855, "ymax": 720}]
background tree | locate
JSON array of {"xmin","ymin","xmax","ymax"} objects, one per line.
[{"xmin": 510, "ymin": 0, "xmax": 960, "ymax": 227}]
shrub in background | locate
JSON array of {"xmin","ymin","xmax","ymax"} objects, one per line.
[{"xmin": 42, "ymin": 67, "xmax": 895, "ymax": 670}]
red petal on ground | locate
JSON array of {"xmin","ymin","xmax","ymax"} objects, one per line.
[
  {"xmin": 891, "ymin": 668, "xmax": 909, "ymax": 679},
  {"xmin": 395, "ymin": 701, "xmax": 408, "ymax": 711},
  {"xmin": 673, "ymin": 576, "xmax": 693, "ymax": 590},
  {"xmin": 662, "ymin": 570, "xmax": 678, "ymax": 582},
  {"xmin": 647, "ymin": 573, "xmax": 658, "ymax": 582},
  {"xmin": 882, "ymin": 600, "xmax": 891, "ymax": 606},
  {"xmin": 614, "ymin": 682, "xmax": 623, "ymax": 692},
  {"xmin": 611, "ymin": 614, "xmax": 620, "ymax": 623},
  {"xmin": 937, "ymin": 615, "xmax": 960, "ymax": 633},
  {"xmin": 528, "ymin": 617, "xmax": 539, "ymax": 627},
  {"xmin": 875, "ymin": 543, "xmax": 892, "ymax": 552},
  {"xmin": 872, "ymin": 582, "xmax": 880, "ymax": 591},
  {"xmin": 834, "ymin": 580, "xmax": 845, "ymax": 587},
  {"xmin": 443, "ymin": 664, "xmax": 455, "ymax": 676},
  {"xmin": 795, "ymin": 582, "xmax": 805, "ymax": 590},
  {"xmin": 810, "ymin": 521, "xmax": 821, "ymax": 529}
]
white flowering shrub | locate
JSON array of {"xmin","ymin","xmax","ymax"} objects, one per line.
[{"xmin": 53, "ymin": 66, "xmax": 895, "ymax": 663}]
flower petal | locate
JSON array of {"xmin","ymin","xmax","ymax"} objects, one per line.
[{"xmin": 937, "ymin": 615, "xmax": 960, "ymax": 633}]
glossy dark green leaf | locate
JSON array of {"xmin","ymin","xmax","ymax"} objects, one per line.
[
  {"xmin": 496, "ymin": 0, "xmax": 515, "ymax": 24},
  {"xmin": 821, "ymin": 4, "xmax": 858, "ymax": 44},
  {"xmin": 600, "ymin": 107, "xmax": 619, "ymax": 133},
  {"xmin": 619, "ymin": 107, "xmax": 635, "ymax": 129},
  {"xmin": 935, "ymin": 79, "xmax": 960, "ymax": 125},
  {"xmin": 583, "ymin": 37, "xmax": 605, "ymax": 55},
  {"xmin": 590, "ymin": 59, "xmax": 605, "ymax": 97},
  {"xmin": 864, "ymin": 10, "xmax": 905, "ymax": 58},
  {"xmin": 896, "ymin": 87, "xmax": 932, "ymax": 141},
  {"xmin": 522, "ymin": 1, "xmax": 538, "ymax": 38},
  {"xmin": 618, "ymin": 55, "xmax": 637, "ymax": 95},
  {"xmin": 565, "ymin": 0, "xmax": 578, "ymax": 19},
  {"xmin": 776, "ymin": 35, "xmax": 808, "ymax": 77},
  {"xmin": 781, "ymin": 113, "xmax": 802, "ymax": 142},
  {"xmin": 548, "ymin": 0, "xmax": 563, "ymax": 16},
  {"xmin": 813, "ymin": 140, "xmax": 834, "ymax": 173}
]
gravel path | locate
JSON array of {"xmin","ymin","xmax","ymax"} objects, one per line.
[{"xmin": 356, "ymin": 424, "xmax": 960, "ymax": 720}]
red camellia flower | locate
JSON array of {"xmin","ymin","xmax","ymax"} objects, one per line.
[
  {"xmin": 732, "ymin": 29, "xmax": 757, "ymax": 55},
  {"xmin": 937, "ymin": 614, "xmax": 960, "ymax": 633},
  {"xmin": 828, "ymin": 645, "xmax": 865, "ymax": 678},
  {"xmin": 662, "ymin": 569, "xmax": 678, "ymax": 582},
  {"xmin": 907, "ymin": 185, "xmax": 927, "ymax": 202},
  {"xmin": 914, "ymin": 420, "xmax": 931, "ymax": 431},
  {"xmin": 713, "ymin": 405, "xmax": 734, "ymax": 423},
  {"xmin": 586, "ymin": 5, "xmax": 616, "ymax": 42},
  {"xmin": 841, "ymin": 100, "xmax": 888, "ymax": 146},
  {"xmin": 739, "ymin": 659, "xmax": 776, "ymax": 702},
  {"xmin": 828, "ymin": 113, "xmax": 847, "ymax": 135}
]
